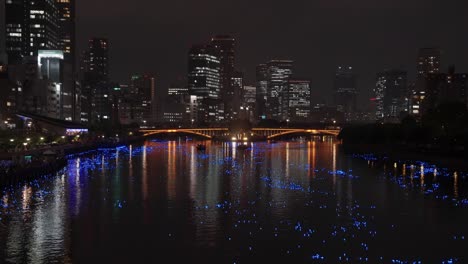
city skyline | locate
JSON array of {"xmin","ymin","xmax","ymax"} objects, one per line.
[{"xmin": 76, "ymin": 0, "xmax": 468, "ymax": 106}]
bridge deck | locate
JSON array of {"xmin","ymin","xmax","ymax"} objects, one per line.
[{"xmin": 140, "ymin": 128, "xmax": 340, "ymax": 139}]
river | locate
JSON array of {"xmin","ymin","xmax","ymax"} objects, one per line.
[{"xmin": 0, "ymin": 139, "xmax": 467, "ymax": 263}]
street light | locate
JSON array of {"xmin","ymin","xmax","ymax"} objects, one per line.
[{"xmin": 286, "ymin": 119, "xmax": 290, "ymax": 127}]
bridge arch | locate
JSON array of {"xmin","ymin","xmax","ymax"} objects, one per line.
[
  {"xmin": 252, "ymin": 128, "xmax": 340, "ymax": 139},
  {"xmin": 139, "ymin": 128, "xmax": 340, "ymax": 140},
  {"xmin": 140, "ymin": 128, "xmax": 230, "ymax": 139},
  {"xmin": 140, "ymin": 129, "xmax": 212, "ymax": 139}
]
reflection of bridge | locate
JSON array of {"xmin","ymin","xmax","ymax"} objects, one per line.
[{"xmin": 139, "ymin": 128, "xmax": 340, "ymax": 139}]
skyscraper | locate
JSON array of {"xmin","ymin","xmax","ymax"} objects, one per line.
[
  {"xmin": 130, "ymin": 74, "xmax": 157, "ymax": 124},
  {"xmin": 334, "ymin": 66, "xmax": 358, "ymax": 119},
  {"xmin": 417, "ymin": 47, "xmax": 441, "ymax": 78},
  {"xmin": 285, "ymin": 79, "xmax": 311, "ymax": 122},
  {"xmin": 3, "ymin": 0, "xmax": 74, "ymax": 65},
  {"xmin": 255, "ymin": 64, "xmax": 268, "ymax": 121},
  {"xmin": 0, "ymin": 0, "xmax": 7, "ymax": 64},
  {"xmin": 188, "ymin": 44, "xmax": 222, "ymax": 124},
  {"xmin": 375, "ymin": 70, "xmax": 408, "ymax": 122},
  {"xmin": 242, "ymin": 85, "xmax": 256, "ymax": 123},
  {"xmin": 229, "ymin": 71, "xmax": 243, "ymax": 120},
  {"xmin": 4, "ymin": 0, "xmax": 26, "ymax": 64},
  {"xmin": 211, "ymin": 35, "xmax": 235, "ymax": 120},
  {"xmin": 23, "ymin": 0, "xmax": 60, "ymax": 57},
  {"xmin": 266, "ymin": 60, "xmax": 293, "ymax": 121},
  {"xmin": 80, "ymin": 38, "xmax": 110, "ymax": 124},
  {"xmin": 424, "ymin": 66, "xmax": 467, "ymax": 111},
  {"xmin": 56, "ymin": 0, "xmax": 75, "ymax": 65}
]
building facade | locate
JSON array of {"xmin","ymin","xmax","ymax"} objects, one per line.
[
  {"xmin": 284, "ymin": 79, "xmax": 311, "ymax": 122},
  {"xmin": 375, "ymin": 70, "xmax": 408, "ymax": 122},
  {"xmin": 255, "ymin": 64, "xmax": 268, "ymax": 121},
  {"xmin": 266, "ymin": 60, "xmax": 293, "ymax": 121},
  {"xmin": 187, "ymin": 44, "xmax": 222, "ymax": 125},
  {"xmin": 211, "ymin": 35, "xmax": 235, "ymax": 120},
  {"xmin": 334, "ymin": 66, "xmax": 358, "ymax": 121},
  {"xmin": 80, "ymin": 38, "xmax": 110, "ymax": 124}
]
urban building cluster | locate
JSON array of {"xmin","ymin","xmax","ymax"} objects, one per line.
[
  {"xmin": 373, "ymin": 48, "xmax": 467, "ymax": 123},
  {"xmin": 0, "ymin": 0, "xmax": 466, "ymax": 130}
]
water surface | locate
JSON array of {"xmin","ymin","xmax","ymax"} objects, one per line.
[{"xmin": 0, "ymin": 140, "xmax": 467, "ymax": 263}]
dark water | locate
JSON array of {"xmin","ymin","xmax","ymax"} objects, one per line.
[{"xmin": 0, "ymin": 139, "xmax": 467, "ymax": 263}]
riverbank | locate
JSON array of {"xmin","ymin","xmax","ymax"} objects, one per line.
[
  {"xmin": 0, "ymin": 158, "xmax": 68, "ymax": 186},
  {"xmin": 342, "ymin": 143, "xmax": 468, "ymax": 171},
  {"xmin": 0, "ymin": 136, "xmax": 146, "ymax": 186}
]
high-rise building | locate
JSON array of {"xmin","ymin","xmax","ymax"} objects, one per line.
[
  {"xmin": 284, "ymin": 79, "xmax": 311, "ymax": 122},
  {"xmin": 417, "ymin": 47, "xmax": 441, "ymax": 78},
  {"xmin": 415, "ymin": 47, "xmax": 442, "ymax": 93},
  {"xmin": 424, "ymin": 66, "xmax": 467, "ymax": 111},
  {"xmin": 374, "ymin": 70, "xmax": 408, "ymax": 122},
  {"xmin": 56, "ymin": 0, "xmax": 75, "ymax": 65},
  {"xmin": 255, "ymin": 64, "xmax": 268, "ymax": 121},
  {"xmin": 188, "ymin": 44, "xmax": 222, "ymax": 124},
  {"xmin": 211, "ymin": 35, "xmax": 235, "ymax": 120},
  {"xmin": 242, "ymin": 85, "xmax": 256, "ymax": 123},
  {"xmin": 164, "ymin": 83, "xmax": 190, "ymax": 125},
  {"xmin": 2, "ymin": 0, "xmax": 77, "ymax": 122},
  {"xmin": 24, "ymin": 0, "xmax": 60, "ymax": 58},
  {"xmin": 228, "ymin": 71, "xmax": 243, "ymax": 120},
  {"xmin": 334, "ymin": 66, "xmax": 358, "ymax": 119},
  {"xmin": 80, "ymin": 38, "xmax": 110, "ymax": 124},
  {"xmin": 4, "ymin": 0, "xmax": 26, "ymax": 64},
  {"xmin": 0, "ymin": 0, "xmax": 7, "ymax": 65},
  {"xmin": 37, "ymin": 50, "xmax": 63, "ymax": 119},
  {"xmin": 130, "ymin": 74, "xmax": 157, "ymax": 124},
  {"xmin": 410, "ymin": 90, "xmax": 426, "ymax": 117},
  {"xmin": 3, "ymin": 0, "xmax": 74, "ymax": 65},
  {"xmin": 168, "ymin": 86, "xmax": 189, "ymax": 97},
  {"xmin": 266, "ymin": 60, "xmax": 293, "ymax": 121}
]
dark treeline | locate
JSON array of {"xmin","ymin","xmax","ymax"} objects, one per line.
[{"xmin": 338, "ymin": 102, "xmax": 468, "ymax": 156}]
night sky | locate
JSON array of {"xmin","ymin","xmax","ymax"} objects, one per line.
[{"xmin": 77, "ymin": 0, "xmax": 468, "ymax": 109}]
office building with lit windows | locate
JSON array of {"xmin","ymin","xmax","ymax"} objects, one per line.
[
  {"xmin": 228, "ymin": 71, "xmax": 243, "ymax": 120},
  {"xmin": 211, "ymin": 35, "xmax": 235, "ymax": 120},
  {"xmin": 284, "ymin": 79, "xmax": 311, "ymax": 122},
  {"xmin": 424, "ymin": 66, "xmax": 467, "ymax": 111},
  {"xmin": 415, "ymin": 47, "xmax": 442, "ymax": 93},
  {"xmin": 56, "ymin": 0, "xmax": 75, "ymax": 65},
  {"xmin": 242, "ymin": 85, "xmax": 256, "ymax": 123},
  {"xmin": 4, "ymin": 0, "xmax": 26, "ymax": 64},
  {"xmin": 374, "ymin": 70, "xmax": 408, "ymax": 122},
  {"xmin": 0, "ymin": 0, "xmax": 7, "ymax": 65},
  {"xmin": 265, "ymin": 60, "xmax": 293, "ymax": 121},
  {"xmin": 187, "ymin": 44, "xmax": 222, "ymax": 124},
  {"xmin": 4, "ymin": 0, "xmax": 60, "ymax": 63},
  {"xmin": 417, "ymin": 47, "xmax": 441, "ymax": 78},
  {"xmin": 255, "ymin": 64, "xmax": 268, "ymax": 120},
  {"xmin": 130, "ymin": 74, "xmax": 157, "ymax": 124},
  {"xmin": 80, "ymin": 38, "xmax": 110, "ymax": 124},
  {"xmin": 334, "ymin": 66, "xmax": 358, "ymax": 120}
]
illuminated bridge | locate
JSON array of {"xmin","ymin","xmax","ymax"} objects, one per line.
[{"xmin": 139, "ymin": 128, "xmax": 340, "ymax": 139}]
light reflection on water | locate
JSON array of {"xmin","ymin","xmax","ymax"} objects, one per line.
[{"xmin": 0, "ymin": 140, "xmax": 467, "ymax": 263}]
